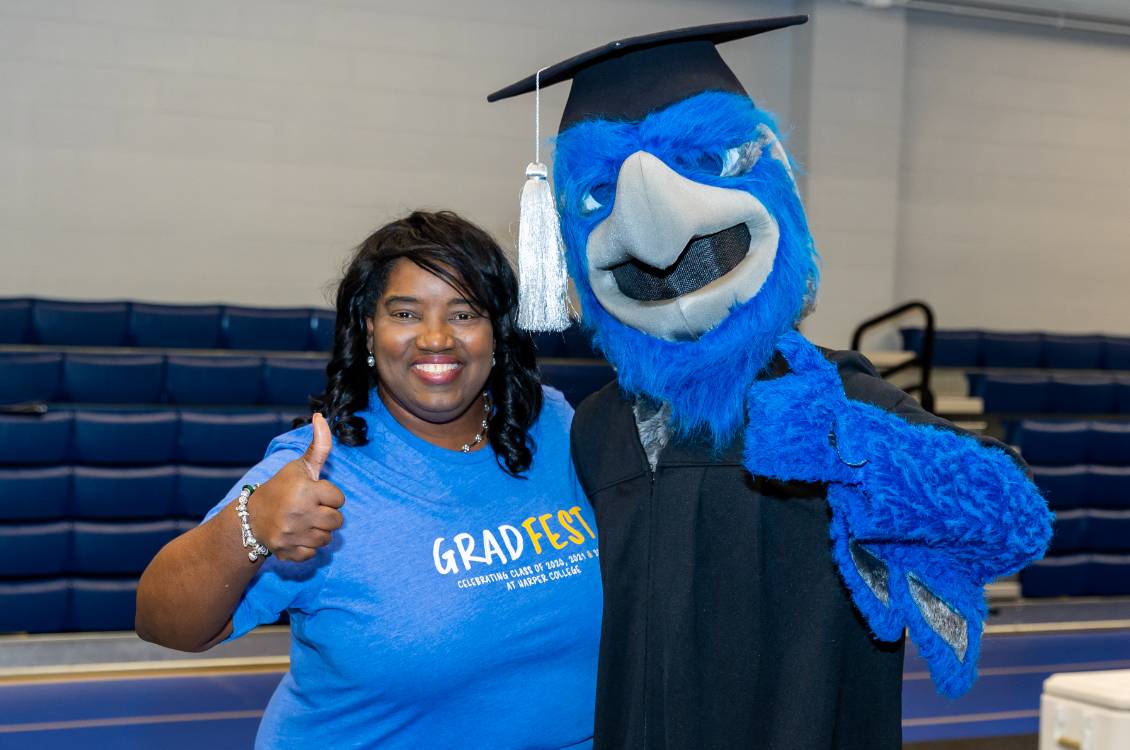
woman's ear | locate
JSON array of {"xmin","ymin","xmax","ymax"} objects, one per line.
[{"xmin": 364, "ymin": 316, "xmax": 375, "ymax": 351}]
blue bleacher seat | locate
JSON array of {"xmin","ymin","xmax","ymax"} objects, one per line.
[
  {"xmin": 70, "ymin": 578, "xmax": 138, "ymax": 631},
  {"xmin": 1048, "ymin": 510, "xmax": 1087, "ymax": 554},
  {"xmin": 1085, "ymin": 510, "xmax": 1130, "ymax": 552},
  {"xmin": 1048, "ymin": 376, "xmax": 1116, "ymax": 414},
  {"xmin": 531, "ymin": 332, "xmax": 569, "ymax": 358},
  {"xmin": 278, "ymin": 413, "xmax": 306, "ymax": 433},
  {"xmin": 32, "ymin": 300, "xmax": 129, "ymax": 346},
  {"xmin": 309, "ymin": 309, "xmax": 335, "ymax": 352},
  {"xmin": 72, "ymin": 520, "xmax": 179, "ymax": 575},
  {"xmin": 262, "ymin": 357, "xmax": 327, "ymax": 407},
  {"xmin": 562, "ymin": 325, "xmax": 602, "ymax": 359},
  {"xmin": 62, "ymin": 354, "xmax": 165, "ymax": 404},
  {"xmin": 1015, "ymin": 421, "xmax": 1088, "ymax": 465},
  {"xmin": 73, "ymin": 411, "xmax": 178, "ymax": 466},
  {"xmin": 981, "ymin": 332, "xmax": 1043, "ymax": 369},
  {"xmin": 129, "ymin": 303, "xmax": 222, "ymax": 349},
  {"xmin": 1043, "ymin": 334, "xmax": 1104, "ymax": 370},
  {"xmin": 1087, "ymin": 466, "xmax": 1130, "ymax": 509},
  {"xmin": 0, "ymin": 352, "xmax": 63, "ymax": 404},
  {"xmin": 1020, "ymin": 555, "xmax": 1092, "ymax": 597},
  {"xmin": 176, "ymin": 466, "xmax": 246, "ymax": 518},
  {"xmin": 0, "ymin": 580, "xmax": 69, "ymax": 634},
  {"xmin": 72, "ymin": 466, "xmax": 177, "ymax": 519},
  {"xmin": 223, "ymin": 307, "xmax": 311, "ymax": 352},
  {"xmin": 539, "ymin": 361, "xmax": 616, "ymax": 407},
  {"xmin": 0, "ymin": 466, "xmax": 71, "ymax": 521},
  {"xmin": 0, "ymin": 522, "xmax": 71, "ymax": 575},
  {"xmin": 980, "ymin": 375, "xmax": 1049, "ymax": 413},
  {"xmin": 1087, "ymin": 421, "xmax": 1130, "ymax": 465},
  {"xmin": 899, "ymin": 327, "xmax": 924, "ymax": 357},
  {"xmin": 0, "ymin": 298, "xmax": 32, "ymax": 344},
  {"xmin": 1104, "ymin": 337, "xmax": 1130, "ymax": 371},
  {"xmin": 1116, "ymin": 377, "xmax": 1130, "ymax": 415},
  {"xmin": 0, "ymin": 411, "xmax": 72, "ymax": 465},
  {"xmin": 932, "ymin": 330, "xmax": 982, "ymax": 367},
  {"xmin": 1089, "ymin": 555, "xmax": 1130, "ymax": 596},
  {"xmin": 178, "ymin": 411, "xmax": 280, "ymax": 466},
  {"xmin": 165, "ymin": 355, "xmax": 263, "ymax": 406},
  {"xmin": 1031, "ymin": 465, "xmax": 1088, "ymax": 510}
]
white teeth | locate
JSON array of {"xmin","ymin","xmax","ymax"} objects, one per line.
[{"xmin": 414, "ymin": 363, "xmax": 460, "ymax": 374}]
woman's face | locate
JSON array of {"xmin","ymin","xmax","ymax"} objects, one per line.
[{"xmin": 367, "ymin": 259, "xmax": 494, "ymax": 440}]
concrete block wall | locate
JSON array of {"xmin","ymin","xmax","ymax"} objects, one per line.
[{"xmin": 0, "ymin": 0, "xmax": 797, "ymax": 308}]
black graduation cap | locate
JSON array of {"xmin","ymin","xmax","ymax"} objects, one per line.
[{"xmin": 487, "ymin": 16, "xmax": 808, "ymax": 131}]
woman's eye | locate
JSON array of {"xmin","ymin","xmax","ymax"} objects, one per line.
[
  {"xmin": 720, "ymin": 140, "xmax": 762, "ymax": 178},
  {"xmin": 452, "ymin": 312, "xmax": 476, "ymax": 321},
  {"xmin": 392, "ymin": 311, "xmax": 416, "ymax": 320}
]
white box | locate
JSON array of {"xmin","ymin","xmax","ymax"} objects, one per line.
[{"xmin": 1040, "ymin": 669, "xmax": 1130, "ymax": 750}]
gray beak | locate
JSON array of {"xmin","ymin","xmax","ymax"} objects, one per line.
[{"xmin": 585, "ymin": 150, "xmax": 780, "ymax": 341}]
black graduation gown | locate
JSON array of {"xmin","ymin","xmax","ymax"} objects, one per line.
[{"xmin": 572, "ymin": 350, "xmax": 960, "ymax": 750}]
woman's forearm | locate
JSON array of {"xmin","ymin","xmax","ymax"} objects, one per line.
[{"xmin": 135, "ymin": 499, "xmax": 261, "ymax": 652}]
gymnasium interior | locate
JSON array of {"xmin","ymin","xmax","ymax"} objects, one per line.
[{"xmin": 2, "ymin": 1, "xmax": 1129, "ymax": 748}]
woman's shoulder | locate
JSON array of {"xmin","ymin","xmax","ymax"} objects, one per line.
[{"xmin": 537, "ymin": 384, "xmax": 575, "ymax": 429}]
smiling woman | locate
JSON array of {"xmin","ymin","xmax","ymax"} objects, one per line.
[{"xmin": 135, "ymin": 210, "xmax": 603, "ymax": 750}]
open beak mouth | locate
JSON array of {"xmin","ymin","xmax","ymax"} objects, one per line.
[{"xmin": 611, "ymin": 223, "xmax": 752, "ymax": 302}]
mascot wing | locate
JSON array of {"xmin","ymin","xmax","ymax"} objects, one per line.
[{"xmin": 745, "ymin": 331, "xmax": 1053, "ymax": 697}]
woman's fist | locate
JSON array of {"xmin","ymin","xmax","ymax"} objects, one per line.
[{"xmin": 247, "ymin": 413, "xmax": 346, "ymax": 562}]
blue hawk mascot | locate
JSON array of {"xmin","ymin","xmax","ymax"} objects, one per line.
[{"xmin": 489, "ymin": 16, "xmax": 1051, "ymax": 749}]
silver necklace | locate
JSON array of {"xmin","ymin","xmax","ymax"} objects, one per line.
[{"xmin": 461, "ymin": 392, "xmax": 491, "ymax": 453}]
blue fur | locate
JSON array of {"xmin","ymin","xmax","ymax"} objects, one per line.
[
  {"xmin": 744, "ymin": 331, "xmax": 1053, "ymax": 697},
  {"xmin": 554, "ymin": 92, "xmax": 820, "ymax": 448}
]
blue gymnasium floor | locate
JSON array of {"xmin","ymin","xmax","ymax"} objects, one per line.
[{"xmin": 1, "ymin": 609, "xmax": 1129, "ymax": 749}]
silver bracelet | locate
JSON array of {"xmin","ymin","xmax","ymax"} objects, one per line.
[{"xmin": 236, "ymin": 483, "xmax": 271, "ymax": 563}]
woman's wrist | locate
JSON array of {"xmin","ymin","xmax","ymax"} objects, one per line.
[{"xmin": 235, "ymin": 484, "xmax": 271, "ymax": 563}]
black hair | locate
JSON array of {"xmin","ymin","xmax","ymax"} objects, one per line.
[{"xmin": 303, "ymin": 210, "xmax": 542, "ymax": 477}]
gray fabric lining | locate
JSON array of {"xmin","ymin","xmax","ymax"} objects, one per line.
[
  {"xmin": 632, "ymin": 398, "xmax": 673, "ymax": 472},
  {"xmin": 907, "ymin": 574, "xmax": 969, "ymax": 663},
  {"xmin": 849, "ymin": 541, "xmax": 890, "ymax": 606}
]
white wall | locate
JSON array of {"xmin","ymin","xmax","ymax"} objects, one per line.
[
  {"xmin": 895, "ymin": 10, "xmax": 1130, "ymax": 335},
  {"xmin": 4, "ymin": 0, "xmax": 1127, "ymax": 345},
  {"xmin": 793, "ymin": 1, "xmax": 909, "ymax": 350},
  {"xmin": 0, "ymin": 0, "xmax": 798, "ymax": 308}
]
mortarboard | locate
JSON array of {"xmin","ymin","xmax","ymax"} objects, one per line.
[
  {"xmin": 486, "ymin": 16, "xmax": 809, "ymax": 332},
  {"xmin": 489, "ymin": 16, "xmax": 808, "ymax": 132}
]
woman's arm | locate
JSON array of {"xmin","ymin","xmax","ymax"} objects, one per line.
[{"xmin": 135, "ymin": 414, "xmax": 345, "ymax": 652}]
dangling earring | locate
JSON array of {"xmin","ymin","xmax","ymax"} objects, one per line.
[
  {"xmin": 491, "ymin": 353, "xmax": 496, "ymax": 367},
  {"xmin": 367, "ymin": 352, "xmax": 376, "ymax": 368}
]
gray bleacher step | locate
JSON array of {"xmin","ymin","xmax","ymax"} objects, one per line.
[
  {"xmin": 0, "ymin": 624, "xmax": 289, "ymax": 678},
  {"xmin": 862, "ymin": 350, "xmax": 916, "ymax": 370},
  {"xmin": 934, "ymin": 395, "xmax": 984, "ymax": 416}
]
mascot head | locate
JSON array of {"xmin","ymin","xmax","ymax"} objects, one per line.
[{"xmin": 490, "ymin": 18, "xmax": 818, "ymax": 446}]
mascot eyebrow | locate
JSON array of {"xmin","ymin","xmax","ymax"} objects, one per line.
[{"xmin": 488, "ymin": 15, "xmax": 1050, "ymax": 713}]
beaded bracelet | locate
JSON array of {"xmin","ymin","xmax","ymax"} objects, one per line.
[{"xmin": 236, "ymin": 483, "xmax": 271, "ymax": 563}]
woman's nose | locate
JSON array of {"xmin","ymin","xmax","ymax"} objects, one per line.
[{"xmin": 416, "ymin": 318, "xmax": 455, "ymax": 350}]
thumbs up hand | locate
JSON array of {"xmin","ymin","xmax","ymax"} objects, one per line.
[{"xmin": 246, "ymin": 413, "xmax": 346, "ymax": 563}]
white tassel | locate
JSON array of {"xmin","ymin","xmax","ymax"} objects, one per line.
[{"xmin": 517, "ymin": 161, "xmax": 571, "ymax": 331}]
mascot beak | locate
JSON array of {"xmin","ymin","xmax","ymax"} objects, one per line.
[{"xmin": 585, "ymin": 150, "xmax": 780, "ymax": 342}]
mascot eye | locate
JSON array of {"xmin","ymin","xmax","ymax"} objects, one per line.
[
  {"xmin": 580, "ymin": 182, "xmax": 614, "ymax": 215},
  {"xmin": 720, "ymin": 140, "xmax": 762, "ymax": 178}
]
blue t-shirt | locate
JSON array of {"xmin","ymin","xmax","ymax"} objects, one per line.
[{"xmin": 205, "ymin": 387, "xmax": 602, "ymax": 749}]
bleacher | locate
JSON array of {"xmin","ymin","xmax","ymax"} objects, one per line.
[
  {"xmin": 902, "ymin": 327, "xmax": 1130, "ymax": 598},
  {"xmin": 0, "ymin": 297, "xmax": 612, "ymax": 634}
]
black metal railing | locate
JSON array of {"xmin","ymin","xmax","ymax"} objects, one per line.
[{"xmin": 850, "ymin": 301, "xmax": 936, "ymax": 413}]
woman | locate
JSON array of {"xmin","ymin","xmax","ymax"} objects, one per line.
[{"xmin": 136, "ymin": 211, "xmax": 603, "ymax": 749}]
